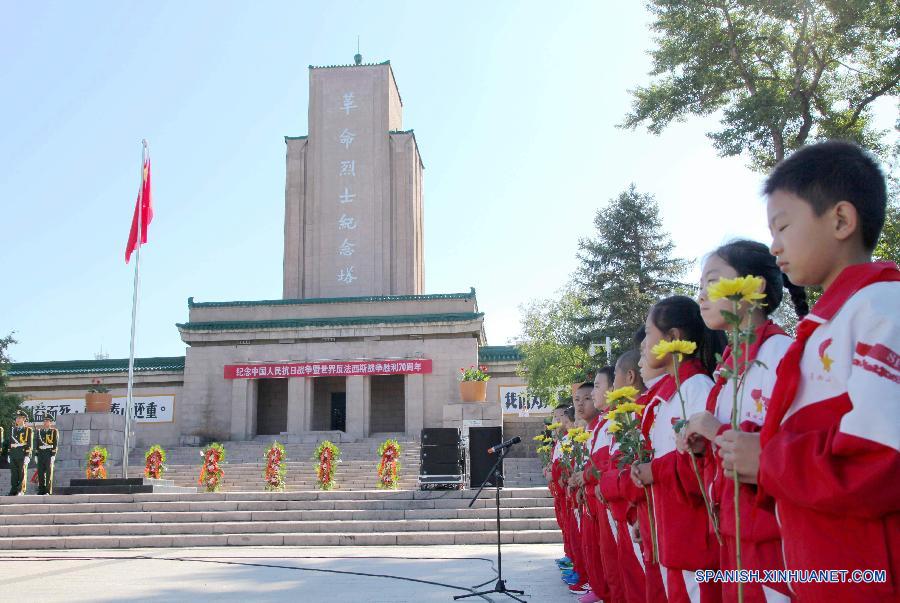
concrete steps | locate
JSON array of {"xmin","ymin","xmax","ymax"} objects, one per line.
[
  {"xmin": 0, "ymin": 487, "xmax": 561, "ymax": 549},
  {"xmin": 0, "ymin": 437, "xmax": 546, "ymax": 493}
]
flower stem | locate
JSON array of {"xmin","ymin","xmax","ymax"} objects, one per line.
[
  {"xmin": 731, "ymin": 318, "xmax": 749, "ymax": 603},
  {"xmin": 644, "ymin": 485, "xmax": 660, "ymax": 564},
  {"xmin": 673, "ymin": 355, "xmax": 723, "ymax": 545}
]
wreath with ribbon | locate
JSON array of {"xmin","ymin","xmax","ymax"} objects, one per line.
[
  {"xmin": 198, "ymin": 442, "xmax": 226, "ymax": 492},
  {"xmin": 264, "ymin": 441, "xmax": 287, "ymax": 492},
  {"xmin": 86, "ymin": 445, "xmax": 108, "ymax": 479},
  {"xmin": 313, "ymin": 440, "xmax": 341, "ymax": 490},
  {"xmin": 144, "ymin": 444, "xmax": 167, "ymax": 479},
  {"xmin": 376, "ymin": 439, "xmax": 402, "ymax": 489}
]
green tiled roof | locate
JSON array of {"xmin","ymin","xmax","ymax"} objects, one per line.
[
  {"xmin": 8, "ymin": 356, "xmax": 186, "ymax": 377},
  {"xmin": 177, "ymin": 312, "xmax": 484, "ymax": 332},
  {"xmin": 479, "ymin": 345, "xmax": 523, "ymax": 363},
  {"xmin": 284, "ymin": 135, "xmax": 308, "ymax": 141},
  {"xmin": 188, "ymin": 288, "xmax": 475, "ymax": 309}
]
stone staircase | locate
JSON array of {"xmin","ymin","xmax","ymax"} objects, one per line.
[
  {"xmin": 125, "ymin": 437, "xmax": 424, "ymax": 492},
  {"xmin": 0, "ymin": 436, "xmax": 546, "ymax": 493},
  {"xmin": 0, "ymin": 487, "xmax": 561, "ymax": 550}
]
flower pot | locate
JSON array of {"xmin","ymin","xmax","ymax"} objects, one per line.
[
  {"xmin": 459, "ymin": 380, "xmax": 487, "ymax": 403},
  {"xmin": 85, "ymin": 392, "xmax": 113, "ymax": 413}
]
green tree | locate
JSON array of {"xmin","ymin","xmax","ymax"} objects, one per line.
[
  {"xmin": 515, "ymin": 291, "xmax": 593, "ymax": 408},
  {"xmin": 623, "ymin": 0, "xmax": 900, "ymax": 170},
  {"xmin": 0, "ymin": 333, "xmax": 24, "ymax": 430},
  {"xmin": 576, "ymin": 185, "xmax": 690, "ymax": 355}
]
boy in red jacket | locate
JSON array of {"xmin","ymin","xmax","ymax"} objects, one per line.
[{"xmin": 719, "ymin": 140, "xmax": 900, "ymax": 602}]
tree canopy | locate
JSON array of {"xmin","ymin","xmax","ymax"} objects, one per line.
[
  {"xmin": 623, "ymin": 0, "xmax": 900, "ymax": 170},
  {"xmin": 575, "ymin": 185, "xmax": 690, "ymax": 355}
]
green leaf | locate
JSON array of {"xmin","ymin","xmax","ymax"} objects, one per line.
[{"xmin": 721, "ymin": 310, "xmax": 741, "ymax": 324}]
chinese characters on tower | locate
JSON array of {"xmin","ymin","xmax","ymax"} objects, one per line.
[{"xmin": 338, "ymin": 91, "xmax": 360, "ymax": 285}]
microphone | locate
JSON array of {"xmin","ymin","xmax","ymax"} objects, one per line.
[{"xmin": 487, "ymin": 436, "xmax": 521, "ymax": 455}]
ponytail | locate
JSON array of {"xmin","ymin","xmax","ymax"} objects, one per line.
[
  {"xmin": 782, "ymin": 273, "xmax": 809, "ymax": 318},
  {"xmin": 713, "ymin": 239, "xmax": 807, "ymax": 320},
  {"xmin": 650, "ymin": 295, "xmax": 726, "ymax": 376}
]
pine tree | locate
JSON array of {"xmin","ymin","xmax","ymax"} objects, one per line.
[
  {"xmin": 0, "ymin": 333, "xmax": 24, "ymax": 429},
  {"xmin": 576, "ymin": 185, "xmax": 690, "ymax": 354}
]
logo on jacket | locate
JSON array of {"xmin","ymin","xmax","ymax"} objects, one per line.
[
  {"xmin": 818, "ymin": 338, "xmax": 834, "ymax": 372},
  {"xmin": 751, "ymin": 388, "xmax": 764, "ymax": 414}
]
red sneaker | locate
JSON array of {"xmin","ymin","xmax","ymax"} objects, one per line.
[{"xmin": 568, "ymin": 583, "xmax": 590, "ymax": 595}]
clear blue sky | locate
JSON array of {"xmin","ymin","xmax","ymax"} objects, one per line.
[{"xmin": 1, "ymin": 2, "xmax": 896, "ymax": 362}]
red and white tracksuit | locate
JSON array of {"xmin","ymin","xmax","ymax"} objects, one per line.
[
  {"xmin": 552, "ymin": 437, "xmax": 585, "ymax": 578},
  {"xmin": 622, "ymin": 375, "xmax": 670, "ymax": 603},
  {"xmin": 759, "ymin": 262, "xmax": 900, "ymax": 603},
  {"xmin": 705, "ymin": 320, "xmax": 792, "ymax": 603},
  {"xmin": 646, "ymin": 358, "xmax": 721, "ymax": 603},
  {"xmin": 582, "ymin": 415, "xmax": 613, "ymax": 600},
  {"xmin": 585, "ymin": 415, "xmax": 625, "ymax": 602}
]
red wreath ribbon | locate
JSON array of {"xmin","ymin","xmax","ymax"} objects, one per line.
[
  {"xmin": 145, "ymin": 450, "xmax": 164, "ymax": 479},
  {"xmin": 377, "ymin": 443, "xmax": 400, "ymax": 489},
  {"xmin": 199, "ymin": 448, "xmax": 224, "ymax": 492}
]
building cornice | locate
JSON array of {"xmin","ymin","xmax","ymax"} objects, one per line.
[{"xmin": 8, "ymin": 356, "xmax": 186, "ymax": 377}]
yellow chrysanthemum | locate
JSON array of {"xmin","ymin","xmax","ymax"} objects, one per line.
[
  {"xmin": 533, "ymin": 434, "xmax": 545, "ymax": 442},
  {"xmin": 652, "ymin": 339, "xmax": 697, "ymax": 360},
  {"xmin": 574, "ymin": 432, "xmax": 591, "ymax": 444},
  {"xmin": 547, "ymin": 422, "xmax": 561, "ymax": 430},
  {"xmin": 567, "ymin": 427, "xmax": 584, "ymax": 437},
  {"xmin": 607, "ymin": 422, "xmax": 622, "ymax": 434},
  {"xmin": 561, "ymin": 445, "xmax": 573, "ymax": 455},
  {"xmin": 615, "ymin": 402, "xmax": 647, "ymax": 416},
  {"xmin": 603, "ymin": 408, "xmax": 620, "ymax": 421},
  {"xmin": 606, "ymin": 386, "xmax": 640, "ymax": 404},
  {"xmin": 707, "ymin": 275, "xmax": 767, "ymax": 304}
]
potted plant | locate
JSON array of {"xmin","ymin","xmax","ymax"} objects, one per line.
[
  {"xmin": 85, "ymin": 378, "xmax": 113, "ymax": 413},
  {"xmin": 458, "ymin": 365, "xmax": 490, "ymax": 402}
]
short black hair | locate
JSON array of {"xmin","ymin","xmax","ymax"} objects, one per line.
[
  {"xmin": 763, "ymin": 140, "xmax": 887, "ymax": 250},
  {"xmin": 577, "ymin": 381, "xmax": 595, "ymax": 391},
  {"xmin": 615, "ymin": 349, "xmax": 641, "ymax": 374},
  {"xmin": 564, "ymin": 406, "xmax": 576, "ymax": 422},
  {"xmin": 595, "ymin": 366, "xmax": 615, "ymax": 386}
]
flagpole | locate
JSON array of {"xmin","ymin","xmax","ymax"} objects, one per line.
[{"xmin": 124, "ymin": 139, "xmax": 148, "ymax": 479}]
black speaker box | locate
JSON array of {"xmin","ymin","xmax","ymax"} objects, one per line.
[
  {"xmin": 420, "ymin": 445, "xmax": 462, "ymax": 464},
  {"xmin": 468, "ymin": 426, "xmax": 504, "ymax": 487},
  {"xmin": 421, "ymin": 427, "xmax": 460, "ymax": 447},
  {"xmin": 419, "ymin": 460, "xmax": 464, "ymax": 476}
]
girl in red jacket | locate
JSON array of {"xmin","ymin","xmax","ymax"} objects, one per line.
[
  {"xmin": 681, "ymin": 239, "xmax": 807, "ymax": 602},
  {"xmin": 631, "ymin": 295, "xmax": 726, "ymax": 603}
]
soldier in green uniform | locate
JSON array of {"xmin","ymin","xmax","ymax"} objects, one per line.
[
  {"xmin": 7, "ymin": 410, "xmax": 33, "ymax": 496},
  {"xmin": 35, "ymin": 416, "xmax": 59, "ymax": 495}
]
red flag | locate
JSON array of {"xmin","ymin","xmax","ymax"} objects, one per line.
[{"xmin": 125, "ymin": 156, "xmax": 153, "ymax": 263}]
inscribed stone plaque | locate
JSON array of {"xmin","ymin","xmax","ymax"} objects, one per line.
[{"xmin": 71, "ymin": 429, "xmax": 90, "ymax": 445}]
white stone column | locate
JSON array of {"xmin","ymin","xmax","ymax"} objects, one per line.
[
  {"xmin": 346, "ymin": 375, "xmax": 368, "ymax": 440},
  {"xmin": 230, "ymin": 379, "xmax": 257, "ymax": 440},
  {"xmin": 405, "ymin": 373, "xmax": 425, "ymax": 438},
  {"xmin": 230, "ymin": 379, "xmax": 249, "ymax": 440},
  {"xmin": 287, "ymin": 377, "xmax": 310, "ymax": 434}
]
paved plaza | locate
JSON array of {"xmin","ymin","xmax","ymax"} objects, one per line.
[{"xmin": 0, "ymin": 544, "xmax": 567, "ymax": 602}]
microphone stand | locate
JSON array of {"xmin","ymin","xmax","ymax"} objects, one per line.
[{"xmin": 454, "ymin": 443, "xmax": 526, "ymax": 602}]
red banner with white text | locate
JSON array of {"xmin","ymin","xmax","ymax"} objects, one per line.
[{"xmin": 224, "ymin": 359, "xmax": 432, "ymax": 379}]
